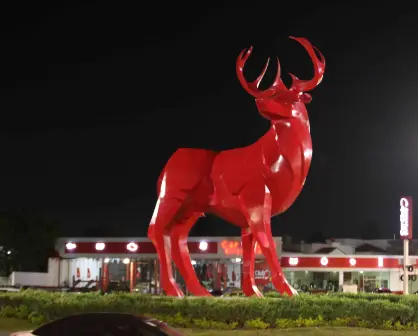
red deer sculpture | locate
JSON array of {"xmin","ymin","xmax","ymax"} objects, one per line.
[{"xmin": 148, "ymin": 36, "xmax": 325, "ymax": 297}]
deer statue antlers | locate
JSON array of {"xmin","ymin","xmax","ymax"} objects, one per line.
[{"xmin": 237, "ymin": 37, "xmax": 325, "ymax": 100}]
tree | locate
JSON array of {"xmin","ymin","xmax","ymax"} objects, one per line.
[{"xmin": 0, "ymin": 208, "xmax": 60, "ymax": 275}]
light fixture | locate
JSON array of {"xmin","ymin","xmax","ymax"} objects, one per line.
[
  {"xmin": 378, "ymin": 256, "xmax": 384, "ymax": 267},
  {"xmin": 95, "ymin": 242, "xmax": 105, "ymax": 251},
  {"xmin": 349, "ymin": 258, "xmax": 356, "ymax": 266},
  {"xmin": 235, "ymin": 258, "xmax": 242, "ymax": 263},
  {"xmin": 66, "ymin": 242, "xmax": 77, "ymax": 250},
  {"xmin": 320, "ymin": 257, "xmax": 328, "ymax": 266},
  {"xmin": 123, "ymin": 258, "xmax": 130, "ymax": 264},
  {"xmin": 289, "ymin": 257, "xmax": 299, "ymax": 266},
  {"xmin": 199, "ymin": 241, "xmax": 208, "ymax": 251},
  {"xmin": 104, "ymin": 258, "xmax": 110, "ymax": 263},
  {"xmin": 191, "ymin": 260, "xmax": 197, "ymax": 265},
  {"xmin": 6, "ymin": 250, "xmax": 11, "ymax": 255},
  {"xmin": 127, "ymin": 242, "xmax": 138, "ymax": 252}
]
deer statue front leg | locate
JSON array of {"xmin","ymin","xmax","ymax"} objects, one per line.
[
  {"xmin": 239, "ymin": 181, "xmax": 296, "ymax": 296},
  {"xmin": 148, "ymin": 195, "xmax": 185, "ymax": 297},
  {"xmin": 241, "ymin": 228, "xmax": 263, "ymax": 297},
  {"xmin": 170, "ymin": 213, "xmax": 212, "ymax": 296}
]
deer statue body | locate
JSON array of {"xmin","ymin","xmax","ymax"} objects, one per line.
[{"xmin": 148, "ymin": 36, "xmax": 325, "ymax": 297}]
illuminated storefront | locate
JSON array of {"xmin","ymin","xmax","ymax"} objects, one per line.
[{"xmin": 55, "ymin": 237, "xmax": 418, "ymax": 294}]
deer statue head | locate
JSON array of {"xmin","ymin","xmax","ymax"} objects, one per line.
[{"xmin": 236, "ymin": 37, "xmax": 325, "ymax": 121}]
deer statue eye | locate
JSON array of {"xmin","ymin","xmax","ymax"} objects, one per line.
[{"xmin": 298, "ymin": 93, "xmax": 312, "ymax": 104}]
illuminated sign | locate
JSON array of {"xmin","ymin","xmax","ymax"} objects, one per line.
[
  {"xmin": 199, "ymin": 241, "xmax": 208, "ymax": 251},
  {"xmin": 220, "ymin": 240, "xmax": 264, "ymax": 256},
  {"xmin": 320, "ymin": 257, "xmax": 328, "ymax": 266},
  {"xmin": 349, "ymin": 258, "xmax": 356, "ymax": 266},
  {"xmin": 65, "ymin": 242, "xmax": 76, "ymax": 250},
  {"xmin": 255, "ymin": 269, "xmax": 271, "ymax": 280},
  {"xmin": 95, "ymin": 242, "xmax": 106, "ymax": 251},
  {"xmin": 400, "ymin": 197, "xmax": 413, "ymax": 240},
  {"xmin": 127, "ymin": 242, "xmax": 138, "ymax": 252},
  {"xmin": 289, "ymin": 257, "xmax": 299, "ymax": 266}
]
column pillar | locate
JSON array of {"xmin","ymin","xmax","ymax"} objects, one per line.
[
  {"xmin": 102, "ymin": 260, "xmax": 109, "ymax": 293},
  {"xmin": 129, "ymin": 261, "xmax": 137, "ymax": 292},
  {"xmin": 154, "ymin": 259, "xmax": 159, "ymax": 294}
]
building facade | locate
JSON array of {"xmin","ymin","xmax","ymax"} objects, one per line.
[{"xmin": 34, "ymin": 236, "xmax": 418, "ymax": 295}]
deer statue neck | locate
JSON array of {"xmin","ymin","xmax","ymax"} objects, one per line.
[{"xmin": 258, "ymin": 114, "xmax": 312, "ymax": 179}]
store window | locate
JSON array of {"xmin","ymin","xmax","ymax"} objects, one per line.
[
  {"xmin": 284, "ymin": 271, "xmax": 339, "ymax": 293},
  {"xmin": 347, "ymin": 271, "xmax": 390, "ymax": 292}
]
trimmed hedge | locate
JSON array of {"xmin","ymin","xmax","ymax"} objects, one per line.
[{"xmin": 1, "ymin": 291, "xmax": 418, "ymax": 330}]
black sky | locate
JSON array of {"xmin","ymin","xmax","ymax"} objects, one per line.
[{"xmin": 1, "ymin": 2, "xmax": 418, "ymax": 240}]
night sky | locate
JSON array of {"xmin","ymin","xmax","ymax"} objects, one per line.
[{"xmin": 1, "ymin": 2, "xmax": 418, "ymax": 240}]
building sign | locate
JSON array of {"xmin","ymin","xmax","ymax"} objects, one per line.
[
  {"xmin": 400, "ymin": 197, "xmax": 413, "ymax": 240},
  {"xmin": 255, "ymin": 269, "xmax": 271, "ymax": 280},
  {"xmin": 254, "ymin": 262, "xmax": 271, "ymax": 286},
  {"xmin": 221, "ymin": 240, "xmax": 263, "ymax": 256},
  {"xmin": 220, "ymin": 240, "xmax": 277, "ymax": 256}
]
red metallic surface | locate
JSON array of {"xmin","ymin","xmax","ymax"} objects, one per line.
[
  {"xmin": 129, "ymin": 261, "xmax": 137, "ymax": 292},
  {"xmin": 148, "ymin": 37, "xmax": 325, "ymax": 297},
  {"xmin": 102, "ymin": 262, "xmax": 109, "ymax": 292}
]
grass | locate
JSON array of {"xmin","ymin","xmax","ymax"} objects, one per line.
[
  {"xmin": 0, "ymin": 317, "xmax": 37, "ymax": 332},
  {"xmin": 1, "ymin": 318, "xmax": 417, "ymax": 335},
  {"xmin": 181, "ymin": 329, "xmax": 418, "ymax": 335}
]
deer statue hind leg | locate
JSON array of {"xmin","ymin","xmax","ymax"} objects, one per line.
[
  {"xmin": 241, "ymin": 228, "xmax": 263, "ymax": 297},
  {"xmin": 170, "ymin": 212, "xmax": 212, "ymax": 296},
  {"xmin": 148, "ymin": 194, "xmax": 186, "ymax": 297},
  {"xmin": 238, "ymin": 181, "xmax": 297, "ymax": 296}
]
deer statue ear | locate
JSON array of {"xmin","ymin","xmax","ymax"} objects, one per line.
[{"xmin": 299, "ymin": 93, "xmax": 312, "ymax": 104}]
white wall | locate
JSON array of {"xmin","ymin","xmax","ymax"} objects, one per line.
[
  {"xmin": 390, "ymin": 266, "xmax": 418, "ymax": 293},
  {"xmin": 389, "ymin": 269, "xmax": 403, "ymax": 292},
  {"xmin": 11, "ymin": 272, "xmax": 54, "ymax": 287},
  {"xmin": 10, "ymin": 258, "xmax": 62, "ymax": 287},
  {"xmin": 8, "ymin": 258, "xmax": 99, "ymax": 288}
]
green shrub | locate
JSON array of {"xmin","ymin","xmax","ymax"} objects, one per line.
[
  {"xmin": 264, "ymin": 291, "xmax": 281, "ymax": 298},
  {"xmin": 0, "ymin": 290, "xmax": 417, "ymax": 330},
  {"xmin": 328, "ymin": 292, "xmax": 405, "ymax": 303}
]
